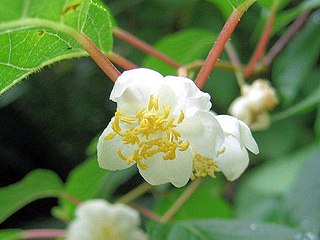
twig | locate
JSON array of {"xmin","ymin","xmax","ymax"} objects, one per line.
[
  {"xmin": 23, "ymin": 229, "xmax": 66, "ymax": 239},
  {"xmin": 113, "ymin": 27, "xmax": 182, "ymax": 69},
  {"xmin": 107, "ymin": 52, "xmax": 138, "ymax": 69},
  {"xmin": 263, "ymin": 11, "xmax": 310, "ymax": 65},
  {"xmin": 243, "ymin": 5, "xmax": 277, "ymax": 78},
  {"xmin": 194, "ymin": 0, "xmax": 257, "ymax": 89},
  {"xmin": 116, "ymin": 182, "xmax": 153, "ymax": 204}
]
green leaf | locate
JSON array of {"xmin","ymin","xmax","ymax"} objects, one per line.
[
  {"xmin": 56, "ymin": 157, "xmax": 135, "ymax": 219},
  {"xmin": 285, "ymin": 148, "xmax": 320, "ymax": 235},
  {"xmin": 148, "ymin": 220, "xmax": 308, "ymax": 240},
  {"xmin": 257, "ymin": 0, "xmax": 291, "ymax": 9},
  {"xmin": 207, "ymin": 0, "xmax": 234, "ymax": 19},
  {"xmin": 0, "ymin": 169, "xmax": 63, "ymax": 224},
  {"xmin": 315, "ymin": 106, "xmax": 320, "ymax": 142},
  {"xmin": 272, "ymin": 82, "xmax": 320, "ymax": 122},
  {"xmin": 143, "ymin": 29, "xmax": 216, "ymax": 76},
  {"xmin": 0, "ymin": 0, "xmax": 113, "ymax": 94},
  {"xmin": 235, "ymin": 145, "xmax": 319, "ymax": 221},
  {"xmin": 154, "ymin": 179, "xmax": 231, "ymax": 220},
  {"xmin": 0, "ymin": 229, "xmax": 23, "ymax": 240},
  {"xmin": 273, "ymin": 11, "xmax": 320, "ymax": 105}
]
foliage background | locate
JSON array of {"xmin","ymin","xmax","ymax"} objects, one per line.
[{"xmin": 0, "ymin": 0, "xmax": 319, "ymax": 238}]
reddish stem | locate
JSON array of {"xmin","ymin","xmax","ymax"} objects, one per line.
[
  {"xmin": 225, "ymin": 42, "xmax": 242, "ymax": 67},
  {"xmin": 131, "ymin": 203, "xmax": 162, "ymax": 222},
  {"xmin": 264, "ymin": 11, "xmax": 310, "ymax": 65},
  {"xmin": 107, "ymin": 52, "xmax": 138, "ymax": 69},
  {"xmin": 194, "ymin": 0, "xmax": 256, "ymax": 89},
  {"xmin": 243, "ymin": 7, "xmax": 276, "ymax": 78},
  {"xmin": 23, "ymin": 229, "xmax": 66, "ymax": 239},
  {"xmin": 77, "ymin": 34, "xmax": 121, "ymax": 81},
  {"xmin": 113, "ymin": 27, "xmax": 182, "ymax": 69}
]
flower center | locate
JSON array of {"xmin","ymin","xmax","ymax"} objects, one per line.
[
  {"xmin": 105, "ymin": 95, "xmax": 189, "ymax": 170},
  {"xmin": 191, "ymin": 153, "xmax": 220, "ymax": 180}
]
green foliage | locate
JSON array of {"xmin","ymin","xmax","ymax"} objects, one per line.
[
  {"xmin": 0, "ymin": 169, "xmax": 63, "ymax": 224},
  {"xmin": 147, "ymin": 220, "xmax": 306, "ymax": 240},
  {"xmin": 143, "ymin": 29, "xmax": 216, "ymax": 75},
  {"xmin": 0, "ymin": 0, "xmax": 113, "ymax": 94},
  {"xmin": 273, "ymin": 11, "xmax": 320, "ymax": 105},
  {"xmin": 0, "ymin": 229, "xmax": 23, "ymax": 240},
  {"xmin": 285, "ymin": 150, "xmax": 320, "ymax": 235},
  {"xmin": 55, "ymin": 157, "xmax": 135, "ymax": 219},
  {"xmin": 154, "ymin": 179, "xmax": 231, "ymax": 220}
]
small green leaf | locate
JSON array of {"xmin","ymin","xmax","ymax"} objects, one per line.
[
  {"xmin": 273, "ymin": 11, "xmax": 320, "ymax": 105},
  {"xmin": 143, "ymin": 29, "xmax": 216, "ymax": 75},
  {"xmin": 315, "ymin": 106, "xmax": 320, "ymax": 142},
  {"xmin": 57, "ymin": 157, "xmax": 135, "ymax": 219},
  {"xmin": 148, "ymin": 220, "xmax": 307, "ymax": 240},
  {"xmin": 285, "ymin": 148, "xmax": 320, "ymax": 235},
  {"xmin": 154, "ymin": 179, "xmax": 231, "ymax": 220},
  {"xmin": 0, "ymin": 0, "xmax": 113, "ymax": 94},
  {"xmin": 0, "ymin": 169, "xmax": 63, "ymax": 224},
  {"xmin": 207, "ymin": 0, "xmax": 234, "ymax": 19}
]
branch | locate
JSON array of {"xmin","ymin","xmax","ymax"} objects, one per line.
[
  {"xmin": 194, "ymin": 0, "xmax": 257, "ymax": 89},
  {"xmin": 113, "ymin": 27, "xmax": 182, "ymax": 69},
  {"xmin": 263, "ymin": 11, "xmax": 310, "ymax": 65}
]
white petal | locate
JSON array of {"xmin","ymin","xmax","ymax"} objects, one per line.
[
  {"xmin": 97, "ymin": 119, "xmax": 135, "ymax": 170},
  {"xmin": 215, "ymin": 115, "xmax": 259, "ymax": 154},
  {"xmin": 111, "ymin": 203, "xmax": 141, "ymax": 231},
  {"xmin": 178, "ymin": 110, "xmax": 224, "ymax": 157},
  {"xmin": 138, "ymin": 150, "xmax": 193, "ymax": 188},
  {"xmin": 163, "ymin": 76, "xmax": 212, "ymax": 111},
  {"xmin": 110, "ymin": 68, "xmax": 164, "ymax": 112},
  {"xmin": 215, "ymin": 135, "xmax": 249, "ymax": 181}
]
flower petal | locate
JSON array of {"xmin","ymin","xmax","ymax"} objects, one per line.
[
  {"xmin": 163, "ymin": 76, "xmax": 212, "ymax": 111},
  {"xmin": 110, "ymin": 68, "xmax": 164, "ymax": 112},
  {"xmin": 138, "ymin": 150, "xmax": 193, "ymax": 188},
  {"xmin": 97, "ymin": 119, "xmax": 135, "ymax": 170},
  {"xmin": 215, "ymin": 115, "xmax": 259, "ymax": 154},
  {"xmin": 178, "ymin": 110, "xmax": 224, "ymax": 157},
  {"xmin": 215, "ymin": 135, "xmax": 249, "ymax": 181}
]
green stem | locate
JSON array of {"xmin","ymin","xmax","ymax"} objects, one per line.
[
  {"xmin": 116, "ymin": 182, "xmax": 153, "ymax": 204},
  {"xmin": 160, "ymin": 178, "xmax": 203, "ymax": 222},
  {"xmin": 58, "ymin": 191, "xmax": 82, "ymax": 205},
  {"xmin": 194, "ymin": 0, "xmax": 256, "ymax": 89},
  {"xmin": 0, "ymin": 18, "xmax": 121, "ymax": 81}
]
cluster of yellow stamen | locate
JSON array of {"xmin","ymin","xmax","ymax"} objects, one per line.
[
  {"xmin": 191, "ymin": 153, "xmax": 220, "ymax": 180},
  {"xmin": 104, "ymin": 95, "xmax": 189, "ymax": 170}
]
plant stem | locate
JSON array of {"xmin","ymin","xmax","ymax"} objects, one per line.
[
  {"xmin": 225, "ymin": 42, "xmax": 245, "ymax": 86},
  {"xmin": 76, "ymin": 34, "xmax": 121, "ymax": 81},
  {"xmin": 23, "ymin": 229, "xmax": 66, "ymax": 239},
  {"xmin": 116, "ymin": 182, "xmax": 153, "ymax": 204},
  {"xmin": 107, "ymin": 52, "xmax": 138, "ymax": 69},
  {"xmin": 131, "ymin": 203, "xmax": 163, "ymax": 222},
  {"xmin": 243, "ymin": 4, "xmax": 277, "ymax": 78},
  {"xmin": 113, "ymin": 27, "xmax": 182, "ymax": 69},
  {"xmin": 59, "ymin": 191, "xmax": 82, "ymax": 205},
  {"xmin": 160, "ymin": 178, "xmax": 203, "ymax": 222},
  {"xmin": 194, "ymin": 0, "xmax": 256, "ymax": 89},
  {"xmin": 263, "ymin": 11, "xmax": 310, "ymax": 65}
]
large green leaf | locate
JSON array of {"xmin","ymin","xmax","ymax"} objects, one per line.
[
  {"xmin": 0, "ymin": 169, "xmax": 63, "ymax": 224},
  {"xmin": 285, "ymin": 148, "xmax": 320, "ymax": 235},
  {"xmin": 143, "ymin": 29, "xmax": 216, "ymax": 76},
  {"xmin": 148, "ymin": 220, "xmax": 309, "ymax": 240},
  {"xmin": 154, "ymin": 179, "xmax": 231, "ymax": 220},
  {"xmin": 273, "ymin": 11, "xmax": 320, "ymax": 105},
  {"xmin": 0, "ymin": 229, "xmax": 23, "ymax": 240},
  {"xmin": 55, "ymin": 157, "xmax": 135, "ymax": 219},
  {"xmin": 0, "ymin": 0, "xmax": 113, "ymax": 94},
  {"xmin": 235, "ymin": 145, "xmax": 319, "ymax": 221}
]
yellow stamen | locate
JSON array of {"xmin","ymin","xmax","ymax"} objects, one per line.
[
  {"xmin": 191, "ymin": 152, "xmax": 220, "ymax": 180},
  {"xmin": 105, "ymin": 95, "xmax": 190, "ymax": 170}
]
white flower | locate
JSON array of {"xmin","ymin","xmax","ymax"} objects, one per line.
[
  {"xmin": 67, "ymin": 199, "xmax": 146, "ymax": 240},
  {"xmin": 215, "ymin": 115, "xmax": 259, "ymax": 181},
  {"xmin": 97, "ymin": 68, "xmax": 224, "ymax": 187}
]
